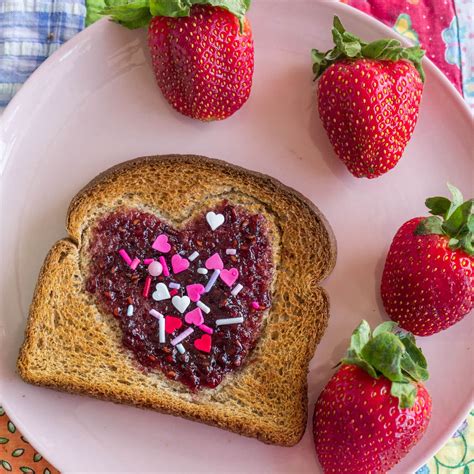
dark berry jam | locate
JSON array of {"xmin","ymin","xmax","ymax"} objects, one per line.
[{"xmin": 85, "ymin": 202, "xmax": 273, "ymax": 390}]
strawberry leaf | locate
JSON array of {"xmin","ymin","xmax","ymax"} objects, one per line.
[
  {"xmin": 311, "ymin": 15, "xmax": 426, "ymax": 81},
  {"xmin": 101, "ymin": 0, "xmax": 251, "ymax": 29},
  {"xmin": 372, "ymin": 321, "xmax": 397, "ymax": 337},
  {"xmin": 447, "ymin": 182, "xmax": 464, "ymax": 217},
  {"xmin": 425, "ymin": 196, "xmax": 451, "ymax": 217},
  {"xmin": 416, "ymin": 184, "xmax": 473, "ymax": 255},
  {"xmin": 341, "ymin": 356, "xmax": 378, "ymax": 379},
  {"xmin": 391, "ymin": 381, "xmax": 417, "ymax": 409},
  {"xmin": 443, "ymin": 199, "xmax": 473, "ymax": 235},
  {"xmin": 361, "ymin": 333, "xmax": 408, "ymax": 383},
  {"xmin": 102, "ymin": 0, "xmax": 152, "ymax": 29},
  {"xmin": 340, "ymin": 320, "xmax": 428, "ymax": 408},
  {"xmin": 348, "ymin": 320, "xmax": 371, "ymax": 353},
  {"xmin": 415, "ymin": 216, "xmax": 444, "ymax": 235}
]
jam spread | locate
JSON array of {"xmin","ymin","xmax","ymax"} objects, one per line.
[{"xmin": 85, "ymin": 202, "xmax": 274, "ymax": 390}]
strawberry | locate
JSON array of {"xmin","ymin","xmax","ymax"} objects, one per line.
[
  {"xmin": 312, "ymin": 16, "xmax": 425, "ymax": 178},
  {"xmin": 382, "ymin": 184, "xmax": 473, "ymax": 336},
  {"xmin": 313, "ymin": 321, "xmax": 432, "ymax": 474},
  {"xmin": 102, "ymin": 0, "xmax": 254, "ymax": 121}
]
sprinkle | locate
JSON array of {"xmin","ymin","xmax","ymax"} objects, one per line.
[
  {"xmin": 206, "ymin": 211, "xmax": 225, "ymax": 230},
  {"xmin": 196, "ymin": 300, "xmax": 210, "ymax": 314},
  {"xmin": 119, "ymin": 249, "xmax": 132, "ymax": 266},
  {"xmin": 251, "ymin": 301, "xmax": 260, "ymax": 310},
  {"xmin": 129, "ymin": 257, "xmax": 140, "ymax": 270},
  {"xmin": 197, "ymin": 268, "xmax": 208, "ymax": 275},
  {"xmin": 158, "ymin": 315, "xmax": 166, "ymax": 343},
  {"xmin": 216, "ymin": 317, "xmax": 244, "ymax": 326},
  {"xmin": 171, "ymin": 327, "xmax": 194, "ymax": 346},
  {"xmin": 226, "ymin": 249, "xmax": 237, "ymax": 255},
  {"xmin": 188, "ymin": 251, "xmax": 199, "ymax": 262},
  {"xmin": 149, "ymin": 309, "xmax": 164, "ymax": 320},
  {"xmin": 199, "ymin": 324, "xmax": 214, "ymax": 334},
  {"xmin": 127, "ymin": 305, "xmax": 134, "ymax": 317},
  {"xmin": 144, "ymin": 258, "xmax": 154, "ymax": 265},
  {"xmin": 143, "ymin": 276, "xmax": 152, "ymax": 298},
  {"xmin": 231, "ymin": 284, "xmax": 243, "ymax": 296},
  {"xmin": 159, "ymin": 256, "xmax": 170, "ymax": 276},
  {"xmin": 169, "ymin": 289, "xmax": 179, "ymax": 297},
  {"xmin": 205, "ymin": 269, "xmax": 221, "ymax": 293},
  {"xmin": 148, "ymin": 260, "xmax": 163, "ymax": 276},
  {"xmin": 169, "ymin": 282, "xmax": 181, "ymax": 289},
  {"xmin": 176, "ymin": 343, "xmax": 186, "ymax": 354},
  {"xmin": 152, "ymin": 234, "xmax": 171, "ymax": 253}
]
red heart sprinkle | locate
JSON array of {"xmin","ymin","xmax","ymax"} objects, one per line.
[
  {"xmin": 165, "ymin": 316, "xmax": 183, "ymax": 334},
  {"xmin": 194, "ymin": 334, "xmax": 212, "ymax": 353}
]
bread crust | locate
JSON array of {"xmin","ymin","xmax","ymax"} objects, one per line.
[{"xmin": 17, "ymin": 154, "xmax": 336, "ymax": 446}]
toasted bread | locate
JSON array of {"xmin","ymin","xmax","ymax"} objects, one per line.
[{"xmin": 17, "ymin": 155, "xmax": 336, "ymax": 446}]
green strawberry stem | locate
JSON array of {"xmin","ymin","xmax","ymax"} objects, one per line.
[
  {"xmin": 312, "ymin": 16, "xmax": 426, "ymax": 82},
  {"xmin": 340, "ymin": 320, "xmax": 429, "ymax": 408},
  {"xmin": 100, "ymin": 0, "xmax": 251, "ymax": 30},
  {"xmin": 415, "ymin": 183, "xmax": 474, "ymax": 255}
]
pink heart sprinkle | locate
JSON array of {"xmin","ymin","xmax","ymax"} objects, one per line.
[
  {"xmin": 205, "ymin": 253, "xmax": 224, "ymax": 270},
  {"xmin": 194, "ymin": 334, "xmax": 212, "ymax": 353},
  {"xmin": 186, "ymin": 284, "xmax": 205, "ymax": 302},
  {"xmin": 185, "ymin": 307, "xmax": 204, "ymax": 326},
  {"xmin": 220, "ymin": 268, "xmax": 239, "ymax": 287},
  {"xmin": 171, "ymin": 254, "xmax": 190, "ymax": 274},
  {"xmin": 152, "ymin": 234, "xmax": 171, "ymax": 253}
]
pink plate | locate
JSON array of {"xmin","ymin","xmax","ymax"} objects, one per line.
[{"xmin": 0, "ymin": 1, "xmax": 472, "ymax": 472}]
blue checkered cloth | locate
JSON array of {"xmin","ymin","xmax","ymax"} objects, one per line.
[{"xmin": 0, "ymin": 0, "xmax": 86, "ymax": 108}]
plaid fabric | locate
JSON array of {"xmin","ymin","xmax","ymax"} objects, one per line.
[{"xmin": 0, "ymin": 0, "xmax": 86, "ymax": 107}]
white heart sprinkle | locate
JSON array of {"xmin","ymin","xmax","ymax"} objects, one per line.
[
  {"xmin": 206, "ymin": 212, "xmax": 225, "ymax": 231},
  {"xmin": 172, "ymin": 295, "xmax": 191, "ymax": 314},
  {"xmin": 152, "ymin": 283, "xmax": 170, "ymax": 301}
]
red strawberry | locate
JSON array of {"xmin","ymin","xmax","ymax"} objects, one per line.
[
  {"xmin": 313, "ymin": 321, "xmax": 432, "ymax": 473},
  {"xmin": 312, "ymin": 16, "xmax": 425, "ymax": 178},
  {"xmin": 103, "ymin": 1, "xmax": 254, "ymax": 121},
  {"xmin": 382, "ymin": 184, "xmax": 473, "ymax": 335}
]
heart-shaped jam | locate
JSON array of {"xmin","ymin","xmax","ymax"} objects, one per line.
[{"xmin": 85, "ymin": 202, "xmax": 274, "ymax": 390}]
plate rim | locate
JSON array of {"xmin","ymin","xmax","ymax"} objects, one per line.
[{"xmin": 0, "ymin": 2, "xmax": 472, "ymax": 472}]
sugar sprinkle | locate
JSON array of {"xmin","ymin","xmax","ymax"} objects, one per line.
[
  {"xmin": 205, "ymin": 269, "xmax": 221, "ymax": 293},
  {"xmin": 197, "ymin": 268, "xmax": 208, "ymax": 275},
  {"xmin": 143, "ymin": 275, "xmax": 152, "ymax": 298},
  {"xmin": 226, "ymin": 249, "xmax": 237, "ymax": 255},
  {"xmin": 216, "ymin": 317, "xmax": 244, "ymax": 326},
  {"xmin": 158, "ymin": 315, "xmax": 166, "ymax": 343},
  {"xmin": 188, "ymin": 251, "xmax": 199, "ymax": 262},
  {"xmin": 176, "ymin": 343, "xmax": 186, "ymax": 354},
  {"xmin": 197, "ymin": 300, "xmax": 211, "ymax": 314},
  {"xmin": 159, "ymin": 256, "xmax": 170, "ymax": 277},
  {"xmin": 118, "ymin": 249, "xmax": 132, "ymax": 266},
  {"xmin": 171, "ymin": 327, "xmax": 194, "ymax": 346},
  {"xmin": 127, "ymin": 305, "xmax": 134, "ymax": 317},
  {"xmin": 251, "ymin": 301, "xmax": 260, "ymax": 309},
  {"xmin": 169, "ymin": 282, "xmax": 181, "ymax": 289},
  {"xmin": 199, "ymin": 324, "xmax": 214, "ymax": 334},
  {"xmin": 130, "ymin": 257, "xmax": 140, "ymax": 270},
  {"xmin": 143, "ymin": 258, "xmax": 154, "ymax": 265},
  {"xmin": 149, "ymin": 309, "xmax": 164, "ymax": 320},
  {"xmin": 231, "ymin": 283, "xmax": 243, "ymax": 296}
]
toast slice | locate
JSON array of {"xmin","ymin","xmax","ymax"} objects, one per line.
[{"xmin": 17, "ymin": 155, "xmax": 336, "ymax": 446}]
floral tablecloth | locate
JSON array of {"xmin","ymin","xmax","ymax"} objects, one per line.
[{"xmin": 0, "ymin": 0, "xmax": 473, "ymax": 472}]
